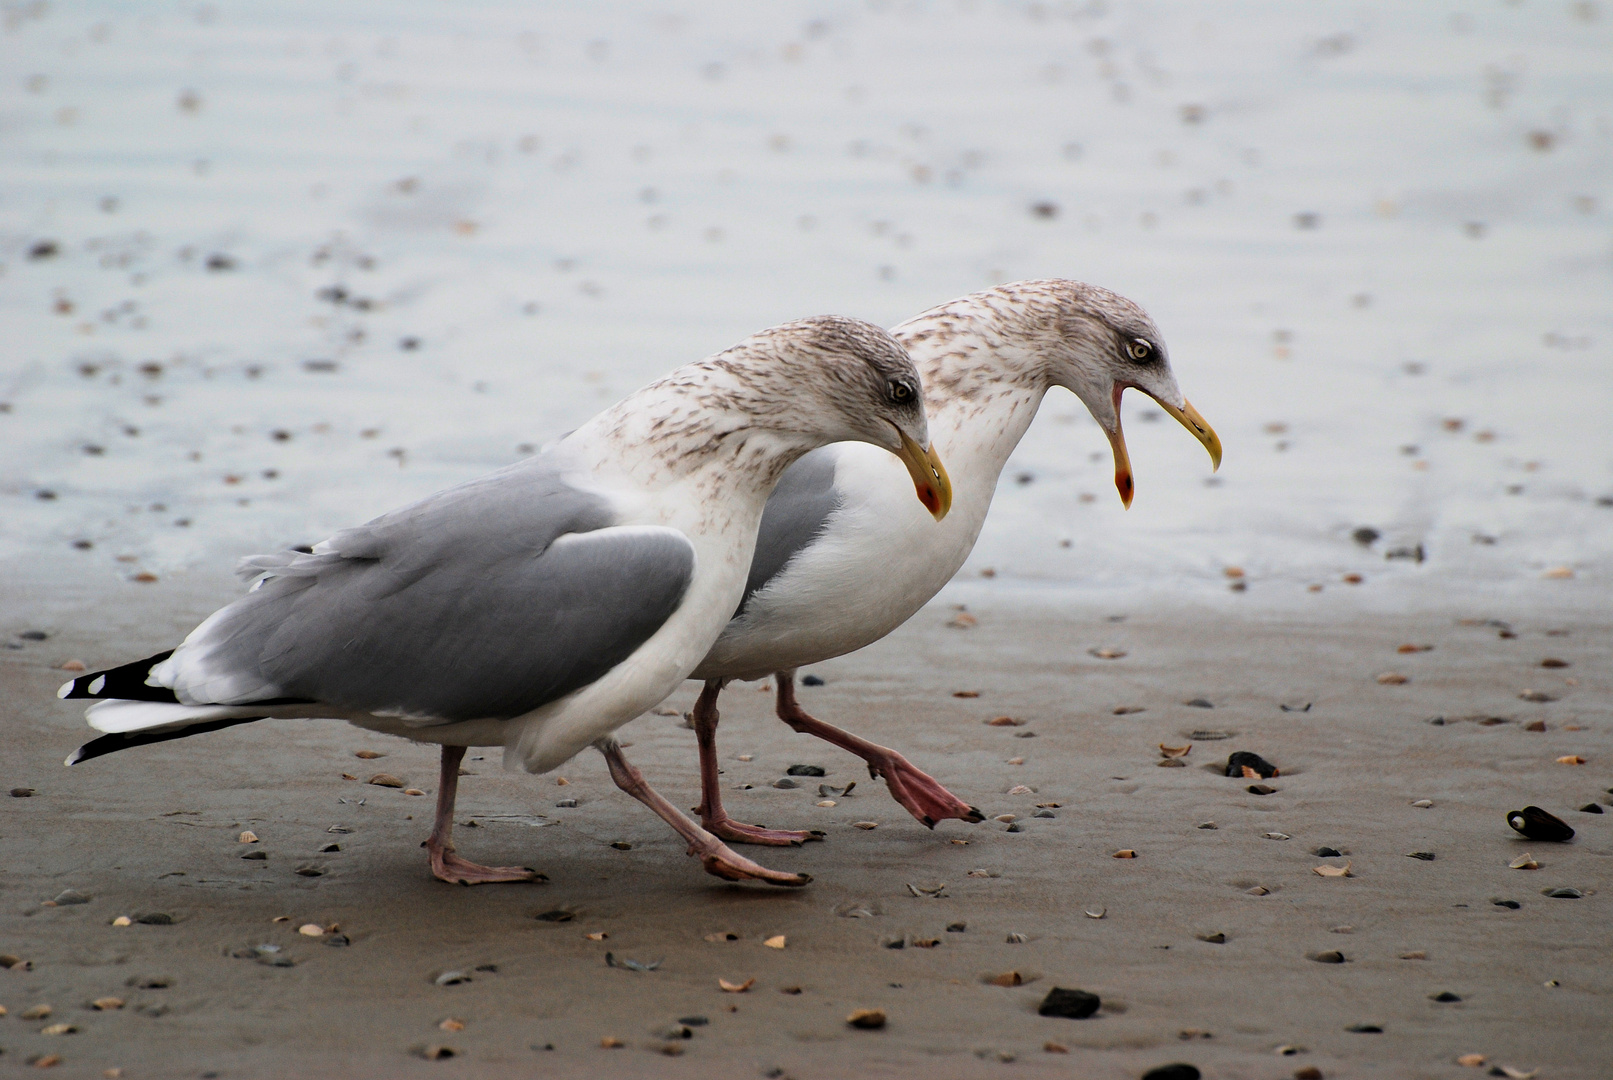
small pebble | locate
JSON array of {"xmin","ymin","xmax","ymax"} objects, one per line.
[
  {"xmin": 298, "ymin": 924, "xmax": 324, "ymax": 937},
  {"xmin": 1578, "ymin": 803, "xmax": 1603, "ymax": 814},
  {"xmin": 1344, "ymin": 1024, "xmax": 1383, "ymax": 1033},
  {"xmin": 772, "ymin": 778, "xmax": 799, "ymax": 789},
  {"xmin": 112, "ymin": 916, "xmax": 132, "ymax": 926},
  {"xmin": 135, "ymin": 912, "xmax": 173, "ymax": 925},
  {"xmin": 22, "ymin": 1005, "xmax": 53, "ymax": 1020},
  {"xmin": 555, "ymin": 798, "xmax": 578, "ymax": 808},
  {"xmin": 786, "ymin": 764, "xmax": 826, "ymax": 776},
  {"xmin": 1197, "ymin": 932, "xmax": 1226, "ymax": 944},
  {"xmin": 1114, "ymin": 849, "xmax": 1137, "ymax": 858},
  {"xmin": 800, "ymin": 674, "xmax": 824, "ymax": 686},
  {"xmin": 10, "ymin": 787, "xmax": 36, "ymax": 797},
  {"xmin": 241, "ymin": 850, "xmax": 267, "ymax": 861},
  {"xmin": 1544, "ymin": 887, "xmax": 1582, "ymax": 899},
  {"xmin": 1247, "ymin": 784, "xmax": 1277, "ymax": 795},
  {"xmin": 1310, "ymin": 950, "xmax": 1346, "ymax": 964},
  {"xmin": 1430, "ymin": 991, "xmax": 1462, "ymax": 1002},
  {"xmin": 1314, "ymin": 847, "xmax": 1342, "ymax": 857},
  {"xmin": 1037, "ymin": 987, "xmax": 1100, "ymax": 1019},
  {"xmin": 852, "ymin": 821, "xmax": 878, "ymax": 830},
  {"xmin": 1493, "ymin": 899, "xmax": 1522, "ymax": 909},
  {"xmin": 1411, "ymin": 799, "xmax": 1434, "ymax": 808},
  {"xmin": 1185, "ymin": 698, "xmax": 1214, "ymax": 708},
  {"xmin": 1141, "ymin": 1066, "xmax": 1201, "ymax": 1080}
]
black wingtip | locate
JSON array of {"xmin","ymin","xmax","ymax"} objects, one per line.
[
  {"xmin": 57, "ymin": 650, "xmax": 178, "ymax": 702},
  {"xmin": 63, "ymin": 715, "xmax": 265, "ymax": 766}
]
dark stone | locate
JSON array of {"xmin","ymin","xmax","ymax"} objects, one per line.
[
  {"xmin": 1506, "ymin": 806, "xmax": 1574, "ymax": 842},
  {"xmin": 11, "ymin": 787, "xmax": 37, "ymax": 797},
  {"xmin": 801, "ymin": 674, "xmax": 824, "ymax": 686},
  {"xmin": 18, "ymin": 630, "xmax": 48, "ymax": 641},
  {"xmin": 320, "ymin": 843, "xmax": 341, "ymax": 852},
  {"xmin": 772, "ymin": 778, "xmax": 799, "ymax": 789},
  {"xmin": 1493, "ymin": 899, "xmax": 1521, "ymax": 909},
  {"xmin": 134, "ymin": 913, "xmax": 173, "ymax": 925},
  {"xmin": 1430, "ymin": 991, "xmax": 1461, "ymax": 1002},
  {"xmin": 1246, "ymin": 784, "xmax": 1277, "ymax": 796},
  {"xmin": 1406, "ymin": 852, "xmax": 1436, "ymax": 861},
  {"xmin": 1037, "ymin": 987, "xmax": 1100, "ymax": 1019},
  {"xmin": 474, "ymin": 964, "xmax": 498, "ymax": 973},
  {"xmin": 1314, "ymin": 847, "xmax": 1342, "ymax": 858},
  {"xmin": 29, "ymin": 240, "xmax": 60, "ymax": 260},
  {"xmin": 294, "ymin": 865, "xmax": 325, "ymax": 877},
  {"xmin": 610, "ymin": 841, "xmax": 632, "ymax": 850},
  {"xmin": 1345, "ymin": 1024, "xmax": 1383, "ymax": 1033},
  {"xmin": 1352, "ymin": 527, "xmax": 1380, "ymax": 545},
  {"xmin": 1545, "ymin": 888, "xmax": 1583, "ymax": 899},
  {"xmin": 882, "ymin": 937, "xmax": 905, "ymax": 949},
  {"xmin": 946, "ymin": 922, "xmax": 966, "ymax": 932},
  {"xmin": 1185, "ymin": 698, "xmax": 1214, "ymax": 708},
  {"xmin": 1141, "ymin": 1065, "xmax": 1201, "ymax": 1080},
  {"xmin": 1310, "ymin": 950, "xmax": 1346, "ymax": 964},
  {"xmin": 1225, "ymin": 751, "xmax": 1278, "ymax": 779},
  {"xmin": 241, "ymin": 850, "xmax": 267, "ymax": 860},
  {"xmin": 205, "ymin": 253, "xmax": 237, "ymax": 271},
  {"xmin": 678, "ymin": 1016, "xmax": 709, "ymax": 1027},
  {"xmin": 325, "ymin": 934, "xmax": 350, "ymax": 947},
  {"xmin": 786, "ymin": 765, "xmax": 826, "ymax": 777},
  {"xmin": 1196, "ymin": 932, "xmax": 1226, "ymax": 944},
  {"xmin": 535, "ymin": 910, "xmax": 574, "ymax": 922},
  {"xmin": 1578, "ymin": 803, "xmax": 1603, "ymax": 814}
]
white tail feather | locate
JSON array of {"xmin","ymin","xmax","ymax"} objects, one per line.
[{"xmin": 85, "ymin": 699, "xmax": 263, "ymax": 735}]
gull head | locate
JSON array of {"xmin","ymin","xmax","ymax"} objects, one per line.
[
  {"xmin": 728, "ymin": 315, "xmax": 951, "ymax": 519},
  {"xmin": 1033, "ymin": 280, "xmax": 1222, "ymax": 508}
]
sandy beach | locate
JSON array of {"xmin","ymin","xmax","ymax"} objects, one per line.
[
  {"xmin": 4, "ymin": 1, "xmax": 1611, "ymax": 1077},
  {"xmin": 3, "ymin": 569, "xmax": 1609, "ymax": 1079}
]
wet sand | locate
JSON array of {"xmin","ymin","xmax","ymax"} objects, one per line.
[{"xmin": 3, "ymin": 571, "xmax": 1608, "ymax": 1079}]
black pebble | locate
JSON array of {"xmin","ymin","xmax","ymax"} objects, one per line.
[
  {"xmin": 1493, "ymin": 899, "xmax": 1521, "ymax": 909},
  {"xmin": 10, "ymin": 787, "xmax": 36, "ymax": 798},
  {"xmin": 1430, "ymin": 991, "xmax": 1461, "ymax": 1002},
  {"xmin": 535, "ymin": 910, "xmax": 574, "ymax": 922},
  {"xmin": 474, "ymin": 964, "xmax": 498, "ymax": 972},
  {"xmin": 1225, "ymin": 751, "xmax": 1278, "ymax": 779},
  {"xmin": 135, "ymin": 913, "xmax": 174, "ymax": 925},
  {"xmin": 610, "ymin": 841, "xmax": 632, "ymax": 850},
  {"xmin": 1578, "ymin": 803, "xmax": 1603, "ymax": 814},
  {"xmin": 295, "ymin": 866, "xmax": 325, "ymax": 877},
  {"xmin": 29, "ymin": 240, "xmax": 60, "ymax": 259},
  {"xmin": 678, "ymin": 1016, "xmax": 709, "ymax": 1027},
  {"xmin": 1310, "ymin": 950, "xmax": 1346, "ymax": 964},
  {"xmin": 1314, "ymin": 847, "xmax": 1342, "ymax": 858},
  {"xmin": 882, "ymin": 937, "xmax": 905, "ymax": 949},
  {"xmin": 1037, "ymin": 987, "xmax": 1100, "ymax": 1019},
  {"xmin": 801, "ymin": 674, "xmax": 824, "ymax": 686},
  {"xmin": 1407, "ymin": 851, "xmax": 1436, "ymax": 861},
  {"xmin": 772, "ymin": 778, "xmax": 799, "ymax": 789},
  {"xmin": 946, "ymin": 922, "xmax": 966, "ymax": 932},
  {"xmin": 320, "ymin": 843, "xmax": 341, "ymax": 852},
  {"xmin": 1246, "ymin": 784, "xmax": 1277, "ymax": 796},
  {"xmin": 1141, "ymin": 1065, "xmax": 1201, "ymax": 1080},
  {"xmin": 1352, "ymin": 527, "xmax": 1380, "ymax": 545},
  {"xmin": 19, "ymin": 630, "xmax": 48, "ymax": 641},
  {"xmin": 1345, "ymin": 1024, "xmax": 1383, "ymax": 1033},
  {"xmin": 1507, "ymin": 806, "xmax": 1575, "ymax": 842},
  {"xmin": 325, "ymin": 934, "xmax": 350, "ymax": 947},
  {"xmin": 1185, "ymin": 698, "xmax": 1214, "ymax": 708},
  {"xmin": 1545, "ymin": 888, "xmax": 1583, "ymax": 899},
  {"xmin": 786, "ymin": 765, "xmax": 826, "ymax": 777}
]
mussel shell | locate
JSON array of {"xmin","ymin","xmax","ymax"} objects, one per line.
[{"xmin": 1506, "ymin": 805, "xmax": 1575, "ymax": 842}]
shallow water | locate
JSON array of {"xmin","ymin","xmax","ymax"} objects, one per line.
[{"xmin": 3, "ymin": 1, "xmax": 1610, "ymax": 607}]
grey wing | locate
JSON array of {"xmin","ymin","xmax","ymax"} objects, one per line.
[
  {"xmin": 177, "ymin": 461, "xmax": 695, "ymax": 722},
  {"xmin": 734, "ymin": 446, "xmax": 841, "ymax": 617}
]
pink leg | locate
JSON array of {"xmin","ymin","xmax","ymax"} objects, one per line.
[
  {"xmin": 424, "ymin": 745, "xmax": 543, "ymax": 885},
  {"xmin": 597, "ymin": 738, "xmax": 810, "ymax": 887},
  {"xmin": 775, "ymin": 672, "xmax": 984, "ymax": 829},
  {"xmin": 692, "ymin": 680, "xmax": 822, "ymax": 846}
]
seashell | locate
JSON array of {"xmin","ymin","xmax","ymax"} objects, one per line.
[
  {"xmin": 1313, "ymin": 862, "xmax": 1352, "ymax": 877},
  {"xmin": 238, "ymin": 831, "xmax": 259, "ymax": 843},
  {"xmin": 1507, "ymin": 806, "xmax": 1574, "ymax": 842},
  {"xmin": 763, "ymin": 935, "xmax": 786, "ymax": 948},
  {"xmin": 91, "ymin": 998, "xmax": 124, "ymax": 1011},
  {"xmin": 366, "ymin": 774, "xmax": 405, "ymax": 788},
  {"xmin": 1225, "ymin": 751, "xmax": 1278, "ymax": 779},
  {"xmin": 718, "ymin": 977, "xmax": 754, "ymax": 992},
  {"xmin": 1159, "ymin": 743, "xmax": 1190, "ymax": 758},
  {"xmin": 846, "ymin": 1007, "xmax": 886, "ymax": 1029},
  {"xmin": 1376, "ymin": 672, "xmax": 1408, "ymax": 685},
  {"xmin": 1113, "ymin": 849, "xmax": 1137, "ymax": 859}
]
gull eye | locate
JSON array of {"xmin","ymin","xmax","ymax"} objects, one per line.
[
  {"xmin": 1127, "ymin": 338, "xmax": 1154, "ymax": 361},
  {"xmin": 888, "ymin": 379, "xmax": 915, "ymax": 404}
]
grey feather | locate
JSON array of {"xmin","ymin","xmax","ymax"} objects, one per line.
[
  {"xmin": 197, "ymin": 458, "xmax": 695, "ymax": 721},
  {"xmin": 735, "ymin": 447, "xmax": 840, "ymax": 617}
]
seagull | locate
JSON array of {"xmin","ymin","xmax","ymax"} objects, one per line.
[
  {"xmin": 685, "ymin": 280, "xmax": 1221, "ymax": 844},
  {"xmin": 58, "ymin": 316, "xmax": 952, "ymax": 887}
]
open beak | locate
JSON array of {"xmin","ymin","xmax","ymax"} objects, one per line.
[
  {"xmin": 894, "ymin": 429, "xmax": 953, "ymax": 521},
  {"xmin": 1104, "ymin": 387, "xmax": 1223, "ymax": 509}
]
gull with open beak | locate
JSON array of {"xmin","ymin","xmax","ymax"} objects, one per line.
[{"xmin": 684, "ymin": 280, "xmax": 1221, "ymax": 845}]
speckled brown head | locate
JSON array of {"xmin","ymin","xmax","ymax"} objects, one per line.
[{"xmin": 897, "ymin": 280, "xmax": 1221, "ymax": 507}]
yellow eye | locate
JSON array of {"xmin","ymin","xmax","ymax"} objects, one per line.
[
  {"xmin": 1127, "ymin": 339, "xmax": 1153, "ymax": 361},
  {"xmin": 889, "ymin": 380, "xmax": 914, "ymax": 403}
]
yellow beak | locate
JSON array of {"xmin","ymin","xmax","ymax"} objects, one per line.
[
  {"xmin": 1105, "ymin": 390, "xmax": 1223, "ymax": 509},
  {"xmin": 895, "ymin": 429, "xmax": 953, "ymax": 521}
]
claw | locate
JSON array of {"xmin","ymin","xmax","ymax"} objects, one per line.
[{"xmin": 964, "ymin": 806, "xmax": 986, "ymax": 824}]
